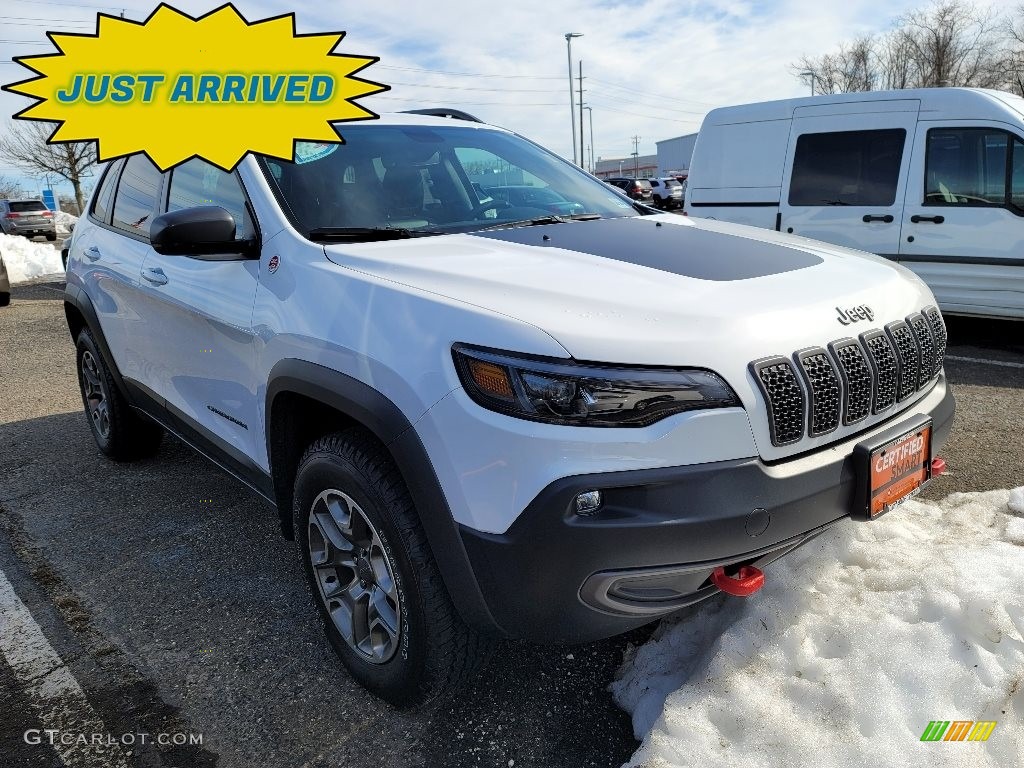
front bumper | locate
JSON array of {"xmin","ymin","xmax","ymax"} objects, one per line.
[{"xmin": 460, "ymin": 376, "xmax": 954, "ymax": 644}]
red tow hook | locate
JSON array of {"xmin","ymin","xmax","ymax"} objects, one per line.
[
  {"xmin": 711, "ymin": 565, "xmax": 765, "ymax": 597},
  {"xmin": 931, "ymin": 457, "xmax": 947, "ymax": 476}
]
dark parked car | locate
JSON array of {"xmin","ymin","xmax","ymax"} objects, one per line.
[
  {"xmin": 0, "ymin": 199, "xmax": 57, "ymax": 241},
  {"xmin": 604, "ymin": 177, "xmax": 654, "ymax": 204}
]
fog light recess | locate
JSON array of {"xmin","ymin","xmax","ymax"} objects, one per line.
[{"xmin": 575, "ymin": 490, "xmax": 602, "ymax": 515}]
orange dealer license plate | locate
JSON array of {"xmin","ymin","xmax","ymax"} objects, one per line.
[{"xmin": 854, "ymin": 415, "xmax": 933, "ymax": 520}]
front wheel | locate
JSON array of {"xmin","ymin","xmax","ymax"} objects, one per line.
[
  {"xmin": 293, "ymin": 429, "xmax": 489, "ymax": 706},
  {"xmin": 75, "ymin": 328, "xmax": 164, "ymax": 460}
]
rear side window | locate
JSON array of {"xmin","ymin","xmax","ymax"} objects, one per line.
[
  {"xmin": 168, "ymin": 158, "xmax": 254, "ymax": 240},
  {"xmin": 91, "ymin": 160, "xmax": 122, "ymax": 223},
  {"xmin": 925, "ymin": 128, "xmax": 1010, "ymax": 207},
  {"xmin": 112, "ymin": 154, "xmax": 162, "ymax": 236},
  {"xmin": 789, "ymin": 129, "xmax": 905, "ymax": 206},
  {"xmin": 9, "ymin": 201, "xmax": 47, "ymax": 212}
]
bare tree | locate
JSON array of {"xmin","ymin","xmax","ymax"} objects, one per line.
[
  {"xmin": 0, "ymin": 175, "xmax": 26, "ymax": 200},
  {"xmin": 1004, "ymin": 5, "xmax": 1024, "ymax": 96},
  {"xmin": 0, "ymin": 121, "xmax": 96, "ymax": 212},
  {"xmin": 796, "ymin": 0, "xmax": 1010, "ymax": 94}
]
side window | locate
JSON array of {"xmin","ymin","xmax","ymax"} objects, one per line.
[
  {"xmin": 90, "ymin": 159, "xmax": 122, "ymax": 223},
  {"xmin": 789, "ymin": 129, "xmax": 906, "ymax": 206},
  {"xmin": 1012, "ymin": 137, "xmax": 1024, "ymax": 211},
  {"xmin": 925, "ymin": 128, "xmax": 1008, "ymax": 207},
  {"xmin": 112, "ymin": 154, "xmax": 162, "ymax": 236},
  {"xmin": 168, "ymin": 158, "xmax": 254, "ymax": 240}
]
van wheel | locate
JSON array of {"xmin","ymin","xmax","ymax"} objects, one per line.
[
  {"xmin": 293, "ymin": 428, "xmax": 489, "ymax": 707},
  {"xmin": 0, "ymin": 292, "xmax": 9, "ymax": 307},
  {"xmin": 75, "ymin": 328, "xmax": 164, "ymax": 460}
]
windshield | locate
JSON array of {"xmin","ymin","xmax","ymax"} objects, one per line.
[{"xmin": 257, "ymin": 124, "xmax": 638, "ymax": 239}]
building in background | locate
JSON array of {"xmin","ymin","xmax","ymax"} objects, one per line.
[
  {"xmin": 592, "ymin": 153, "xmax": 657, "ymax": 179},
  {"xmin": 656, "ymin": 132, "xmax": 698, "ymax": 178}
]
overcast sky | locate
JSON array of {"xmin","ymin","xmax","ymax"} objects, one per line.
[{"xmin": 0, "ymin": 0, "xmax": 994, "ymax": 198}]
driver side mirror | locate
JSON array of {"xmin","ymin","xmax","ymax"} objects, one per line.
[{"xmin": 150, "ymin": 206, "xmax": 256, "ymax": 259}]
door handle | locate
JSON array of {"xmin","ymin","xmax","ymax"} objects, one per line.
[
  {"xmin": 862, "ymin": 214, "xmax": 894, "ymax": 223},
  {"xmin": 910, "ymin": 214, "xmax": 945, "ymax": 224},
  {"xmin": 141, "ymin": 266, "xmax": 168, "ymax": 286},
  {"xmin": 84, "ymin": 245, "xmax": 101, "ymax": 261}
]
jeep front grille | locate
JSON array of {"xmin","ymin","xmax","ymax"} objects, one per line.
[
  {"xmin": 924, "ymin": 306, "xmax": 947, "ymax": 378},
  {"xmin": 886, "ymin": 321, "xmax": 920, "ymax": 402},
  {"xmin": 752, "ymin": 306, "xmax": 945, "ymax": 447},
  {"xmin": 860, "ymin": 330, "xmax": 898, "ymax": 413},
  {"xmin": 750, "ymin": 357, "xmax": 805, "ymax": 446},
  {"xmin": 795, "ymin": 348, "xmax": 841, "ymax": 436},
  {"xmin": 829, "ymin": 339, "xmax": 873, "ymax": 424}
]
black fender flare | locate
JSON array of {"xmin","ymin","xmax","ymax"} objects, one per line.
[
  {"xmin": 265, "ymin": 359, "xmax": 502, "ymax": 636},
  {"xmin": 64, "ymin": 282, "xmax": 132, "ymax": 403}
]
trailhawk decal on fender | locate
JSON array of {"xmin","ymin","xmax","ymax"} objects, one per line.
[{"xmin": 470, "ymin": 217, "xmax": 822, "ymax": 282}]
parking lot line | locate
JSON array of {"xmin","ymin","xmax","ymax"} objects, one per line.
[
  {"xmin": 945, "ymin": 354, "xmax": 1024, "ymax": 370},
  {"xmin": 0, "ymin": 566, "xmax": 129, "ymax": 768}
]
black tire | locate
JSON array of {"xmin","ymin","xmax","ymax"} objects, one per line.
[
  {"xmin": 46, "ymin": 233, "xmax": 57, "ymax": 242},
  {"xmin": 294, "ymin": 428, "xmax": 489, "ymax": 707},
  {"xmin": 75, "ymin": 328, "xmax": 164, "ymax": 460},
  {"xmin": 0, "ymin": 292, "xmax": 9, "ymax": 307}
]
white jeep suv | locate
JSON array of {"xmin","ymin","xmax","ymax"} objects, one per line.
[{"xmin": 64, "ymin": 110, "xmax": 954, "ymax": 706}]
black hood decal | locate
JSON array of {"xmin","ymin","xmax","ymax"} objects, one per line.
[{"xmin": 470, "ymin": 217, "xmax": 822, "ymax": 281}]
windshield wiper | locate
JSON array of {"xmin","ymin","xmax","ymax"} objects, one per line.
[
  {"xmin": 475, "ymin": 213, "xmax": 602, "ymax": 232},
  {"xmin": 306, "ymin": 226, "xmax": 444, "ymax": 242}
]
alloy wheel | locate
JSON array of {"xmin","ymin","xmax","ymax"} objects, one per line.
[
  {"xmin": 308, "ymin": 489, "xmax": 402, "ymax": 664},
  {"xmin": 81, "ymin": 350, "xmax": 111, "ymax": 439}
]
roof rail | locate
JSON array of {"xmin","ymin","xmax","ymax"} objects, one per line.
[{"xmin": 401, "ymin": 108, "xmax": 484, "ymax": 123}]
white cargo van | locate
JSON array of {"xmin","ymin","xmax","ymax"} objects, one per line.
[{"xmin": 684, "ymin": 88, "xmax": 1024, "ymax": 320}]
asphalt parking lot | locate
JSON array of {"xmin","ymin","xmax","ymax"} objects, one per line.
[{"xmin": 1, "ymin": 278, "xmax": 1022, "ymax": 768}]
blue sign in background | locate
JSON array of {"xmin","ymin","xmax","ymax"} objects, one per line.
[{"xmin": 42, "ymin": 189, "xmax": 58, "ymax": 211}]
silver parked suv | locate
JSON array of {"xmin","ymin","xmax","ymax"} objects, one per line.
[{"xmin": 0, "ymin": 199, "xmax": 57, "ymax": 241}]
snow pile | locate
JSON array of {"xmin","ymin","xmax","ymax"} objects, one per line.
[
  {"xmin": 54, "ymin": 210, "xmax": 78, "ymax": 235},
  {"xmin": 613, "ymin": 489, "xmax": 1024, "ymax": 768},
  {"xmin": 0, "ymin": 233, "xmax": 64, "ymax": 284}
]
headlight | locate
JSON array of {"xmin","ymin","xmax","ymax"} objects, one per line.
[{"xmin": 452, "ymin": 344, "xmax": 740, "ymax": 427}]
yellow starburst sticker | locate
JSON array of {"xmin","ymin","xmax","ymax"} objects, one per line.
[{"xmin": 2, "ymin": 3, "xmax": 388, "ymax": 171}]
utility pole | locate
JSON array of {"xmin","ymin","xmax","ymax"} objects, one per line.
[
  {"xmin": 583, "ymin": 105, "xmax": 595, "ymax": 173},
  {"xmin": 578, "ymin": 61, "xmax": 585, "ymax": 168},
  {"xmin": 564, "ymin": 33, "xmax": 583, "ymax": 167},
  {"xmin": 631, "ymin": 135, "xmax": 641, "ymax": 177}
]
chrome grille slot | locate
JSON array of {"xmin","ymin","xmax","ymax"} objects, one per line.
[
  {"xmin": 924, "ymin": 305, "xmax": 947, "ymax": 376},
  {"xmin": 795, "ymin": 347, "xmax": 841, "ymax": 437},
  {"xmin": 750, "ymin": 357, "xmax": 806, "ymax": 446},
  {"xmin": 909, "ymin": 313, "xmax": 936, "ymax": 388},
  {"xmin": 860, "ymin": 330, "xmax": 898, "ymax": 413},
  {"xmin": 885, "ymin": 321, "xmax": 920, "ymax": 402},
  {"xmin": 828, "ymin": 339, "xmax": 873, "ymax": 424}
]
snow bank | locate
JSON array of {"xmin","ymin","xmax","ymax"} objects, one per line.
[
  {"xmin": 613, "ymin": 489, "xmax": 1024, "ymax": 768},
  {"xmin": 54, "ymin": 210, "xmax": 78, "ymax": 236},
  {"xmin": 0, "ymin": 233, "xmax": 64, "ymax": 284}
]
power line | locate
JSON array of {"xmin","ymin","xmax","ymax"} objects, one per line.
[
  {"xmin": 9, "ymin": 0, "xmax": 125, "ymax": 10},
  {"xmin": 587, "ymin": 76, "xmax": 717, "ymax": 107},
  {"xmin": 376, "ymin": 64, "xmax": 562, "ymax": 80},
  {"xmin": 385, "ymin": 80, "xmax": 562, "ymax": 93}
]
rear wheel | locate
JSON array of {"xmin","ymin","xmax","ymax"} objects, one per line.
[
  {"xmin": 75, "ymin": 328, "xmax": 164, "ymax": 460},
  {"xmin": 294, "ymin": 428, "xmax": 489, "ymax": 706},
  {"xmin": 0, "ymin": 292, "xmax": 9, "ymax": 307}
]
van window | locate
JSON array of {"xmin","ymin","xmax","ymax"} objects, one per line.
[
  {"xmin": 168, "ymin": 158, "xmax": 254, "ymax": 239},
  {"xmin": 1012, "ymin": 137, "xmax": 1024, "ymax": 211},
  {"xmin": 112, "ymin": 154, "xmax": 162, "ymax": 236},
  {"xmin": 925, "ymin": 128, "xmax": 1008, "ymax": 206},
  {"xmin": 789, "ymin": 129, "xmax": 905, "ymax": 206}
]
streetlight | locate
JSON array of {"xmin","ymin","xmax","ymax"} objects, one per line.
[
  {"xmin": 565, "ymin": 32, "xmax": 583, "ymax": 166},
  {"xmin": 582, "ymin": 105, "xmax": 595, "ymax": 172},
  {"xmin": 799, "ymin": 69, "xmax": 818, "ymax": 96}
]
